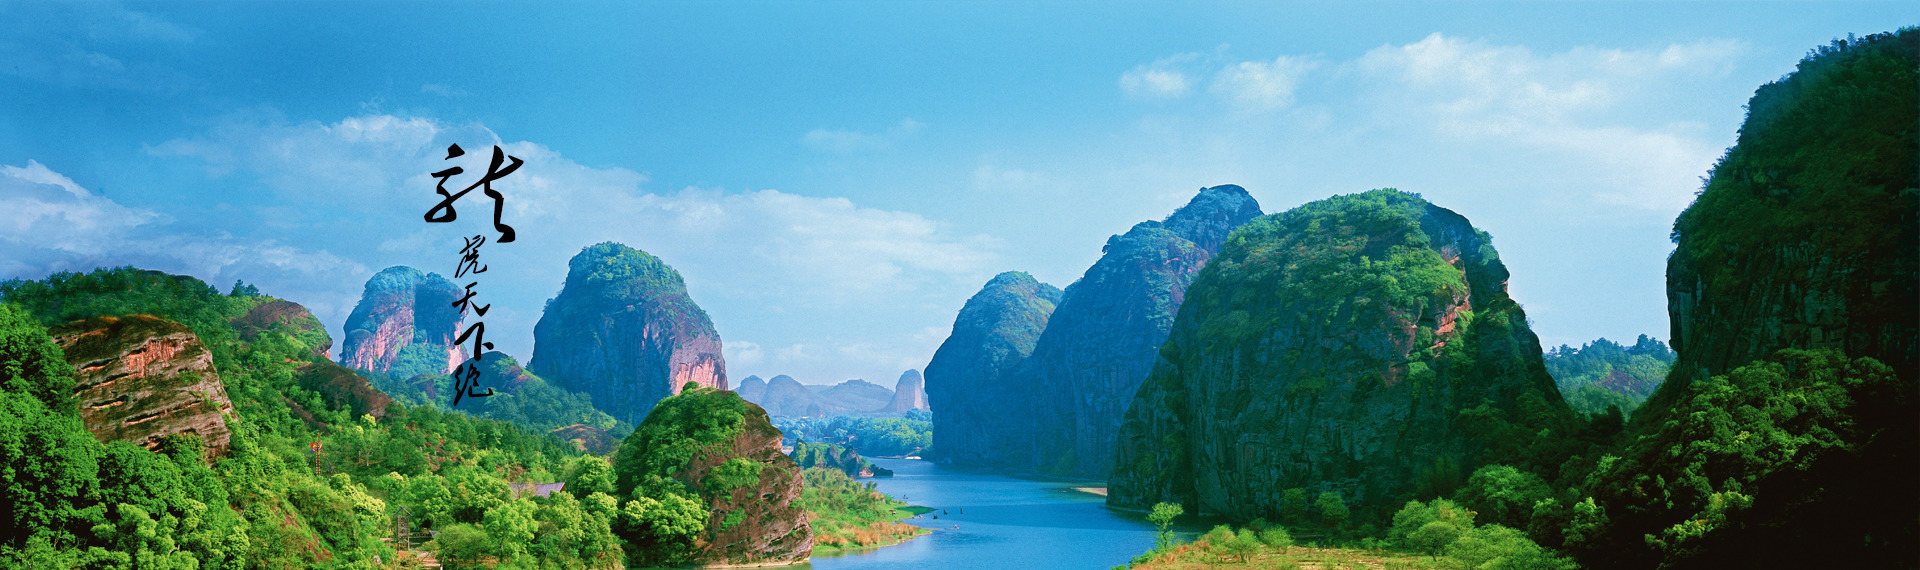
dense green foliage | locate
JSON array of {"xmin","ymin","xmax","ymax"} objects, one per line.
[
  {"xmin": 796, "ymin": 467, "xmax": 924, "ymax": 552},
  {"xmin": 1671, "ymin": 31, "xmax": 1918, "ymax": 284},
  {"xmin": 0, "ymin": 268, "xmax": 627, "ymax": 568},
  {"xmin": 791, "ymin": 441, "xmax": 893, "ymax": 478},
  {"xmin": 774, "ymin": 411, "xmax": 933, "ymax": 457},
  {"xmin": 1650, "ymin": 29, "xmax": 1918, "ymax": 421},
  {"xmin": 1568, "ymin": 349, "xmax": 1915, "ymax": 567},
  {"xmin": 1543, "ymin": 336, "xmax": 1674, "ymax": 417}
]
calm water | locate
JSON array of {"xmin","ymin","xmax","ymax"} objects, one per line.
[{"xmin": 800, "ymin": 458, "xmax": 1164, "ymax": 570}]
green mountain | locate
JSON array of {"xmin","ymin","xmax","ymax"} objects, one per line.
[
  {"xmin": 1109, "ymin": 189, "xmax": 1577, "ymax": 520},
  {"xmin": 1543, "ymin": 335, "xmax": 1674, "ymax": 416},
  {"xmin": 1568, "ymin": 29, "xmax": 1918, "ymax": 568},
  {"xmin": 530, "ymin": 243, "xmax": 728, "ymax": 425}
]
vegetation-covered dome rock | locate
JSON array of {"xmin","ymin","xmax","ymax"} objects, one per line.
[
  {"xmin": 1648, "ymin": 29, "xmax": 1917, "ymax": 425},
  {"xmin": 612, "ymin": 385, "xmax": 810, "ymax": 566},
  {"xmin": 338, "ymin": 265, "xmax": 465, "ymax": 378},
  {"xmin": 923, "ymin": 271, "xmax": 1061, "ymax": 465},
  {"xmin": 1569, "ymin": 30, "xmax": 1918, "ymax": 568},
  {"xmin": 1109, "ymin": 189, "xmax": 1574, "ymax": 519},
  {"xmin": 530, "ymin": 242, "xmax": 727, "ymax": 425}
]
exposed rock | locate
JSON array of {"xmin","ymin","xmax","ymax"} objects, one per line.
[
  {"xmin": 230, "ymin": 299, "xmax": 333, "ymax": 359},
  {"xmin": 734, "ymin": 374, "xmax": 769, "ymax": 404},
  {"xmin": 338, "ymin": 266, "xmax": 464, "ymax": 376},
  {"xmin": 924, "ymin": 271, "xmax": 1062, "ymax": 466},
  {"xmin": 551, "ymin": 423, "xmax": 619, "ymax": 455},
  {"xmin": 530, "ymin": 243, "xmax": 727, "ymax": 425},
  {"xmin": 882, "ymin": 369, "xmax": 928, "ymax": 412},
  {"xmin": 1110, "ymin": 189, "xmax": 1573, "ymax": 519},
  {"xmin": 51, "ymin": 315, "xmax": 236, "ymax": 458},
  {"xmin": 809, "ymin": 378, "xmax": 893, "ymax": 412},
  {"xmin": 294, "ymin": 361, "xmax": 393, "ymax": 419}
]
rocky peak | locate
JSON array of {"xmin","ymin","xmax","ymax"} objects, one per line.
[
  {"xmin": 812, "ymin": 378, "xmax": 894, "ymax": 412},
  {"xmin": 1161, "ymin": 184, "xmax": 1264, "ymax": 252},
  {"xmin": 51, "ymin": 315, "xmax": 236, "ymax": 459},
  {"xmin": 733, "ymin": 374, "xmax": 769, "ymax": 404},
  {"xmin": 941, "ymin": 185, "xmax": 1260, "ymax": 477},
  {"xmin": 531, "ymin": 243, "xmax": 727, "ymax": 425},
  {"xmin": 338, "ymin": 266, "xmax": 465, "ymax": 376},
  {"xmin": 883, "ymin": 369, "xmax": 928, "ymax": 412},
  {"xmin": 924, "ymin": 271, "xmax": 1062, "ymax": 466},
  {"xmin": 758, "ymin": 374, "xmax": 825, "ymax": 417}
]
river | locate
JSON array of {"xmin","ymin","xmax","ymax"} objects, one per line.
[{"xmin": 800, "ymin": 457, "xmax": 1168, "ymax": 570}]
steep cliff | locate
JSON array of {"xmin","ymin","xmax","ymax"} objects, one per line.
[
  {"xmin": 1018, "ymin": 184, "xmax": 1261, "ymax": 478},
  {"xmin": 338, "ymin": 266, "xmax": 464, "ymax": 377},
  {"xmin": 50, "ymin": 315, "xmax": 237, "ymax": 458},
  {"xmin": 882, "ymin": 369, "xmax": 928, "ymax": 412},
  {"xmin": 613, "ymin": 386, "xmax": 810, "ymax": 565},
  {"xmin": 1568, "ymin": 31, "xmax": 1918, "ymax": 568},
  {"xmin": 924, "ymin": 271, "xmax": 1062, "ymax": 466},
  {"xmin": 1647, "ymin": 30, "xmax": 1918, "ymax": 425},
  {"xmin": 530, "ymin": 243, "xmax": 727, "ymax": 425},
  {"xmin": 1109, "ymin": 189, "xmax": 1573, "ymax": 519}
]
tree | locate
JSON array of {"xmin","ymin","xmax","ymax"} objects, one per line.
[
  {"xmin": 1148, "ymin": 501, "xmax": 1184, "ymax": 549},
  {"xmin": 1314, "ymin": 490, "xmax": 1349, "ymax": 531},
  {"xmin": 1455, "ymin": 464, "xmax": 1550, "ymax": 529},
  {"xmin": 615, "ymin": 494, "xmax": 707, "ymax": 566},
  {"xmin": 1389, "ymin": 499, "xmax": 1474, "ymax": 554},
  {"xmin": 563, "ymin": 455, "xmax": 615, "ymax": 499},
  {"xmin": 1279, "ymin": 487, "xmax": 1309, "ymax": 523}
]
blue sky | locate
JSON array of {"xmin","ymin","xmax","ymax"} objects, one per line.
[{"xmin": 0, "ymin": 2, "xmax": 1909, "ymax": 387}]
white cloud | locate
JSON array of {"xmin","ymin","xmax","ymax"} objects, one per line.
[
  {"xmin": 726, "ymin": 340, "xmax": 765, "ymax": 369},
  {"xmin": 1120, "ymin": 53, "xmax": 1204, "ymax": 99},
  {"xmin": 0, "ymin": 159, "xmax": 365, "ymax": 326},
  {"xmin": 1354, "ymin": 33, "xmax": 1741, "ymax": 211},
  {"xmin": 144, "ymin": 113, "xmax": 998, "ymax": 384},
  {"xmin": 802, "ymin": 118, "xmax": 926, "ymax": 154},
  {"xmin": 1210, "ymin": 55, "xmax": 1319, "ymax": 111}
]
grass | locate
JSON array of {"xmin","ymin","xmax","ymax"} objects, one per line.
[{"xmin": 1128, "ymin": 538, "xmax": 1448, "ymax": 569}]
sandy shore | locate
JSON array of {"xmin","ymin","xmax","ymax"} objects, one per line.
[{"xmin": 1072, "ymin": 486, "xmax": 1108, "ymax": 496}]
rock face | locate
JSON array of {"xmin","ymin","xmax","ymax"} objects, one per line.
[
  {"xmin": 924, "ymin": 271, "xmax": 1062, "ymax": 466},
  {"xmin": 1019, "ymin": 185, "xmax": 1260, "ymax": 477},
  {"xmin": 338, "ymin": 266, "xmax": 464, "ymax": 377},
  {"xmin": 758, "ymin": 375, "xmax": 826, "ymax": 417},
  {"xmin": 928, "ymin": 185, "xmax": 1259, "ymax": 476},
  {"xmin": 734, "ymin": 375, "xmax": 769, "ymax": 404},
  {"xmin": 51, "ymin": 315, "xmax": 236, "ymax": 458},
  {"xmin": 530, "ymin": 243, "xmax": 727, "ymax": 425},
  {"xmin": 882, "ymin": 369, "xmax": 928, "ymax": 412},
  {"xmin": 231, "ymin": 299, "xmax": 333, "ymax": 359},
  {"xmin": 1650, "ymin": 33, "xmax": 1918, "ymax": 423},
  {"xmin": 1109, "ymin": 190, "xmax": 1572, "ymax": 519},
  {"xmin": 617, "ymin": 387, "xmax": 811, "ymax": 565},
  {"xmin": 810, "ymin": 379, "xmax": 894, "ymax": 412}
]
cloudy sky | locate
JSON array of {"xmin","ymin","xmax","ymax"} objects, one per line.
[{"xmin": 0, "ymin": 3, "xmax": 1907, "ymax": 387}]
